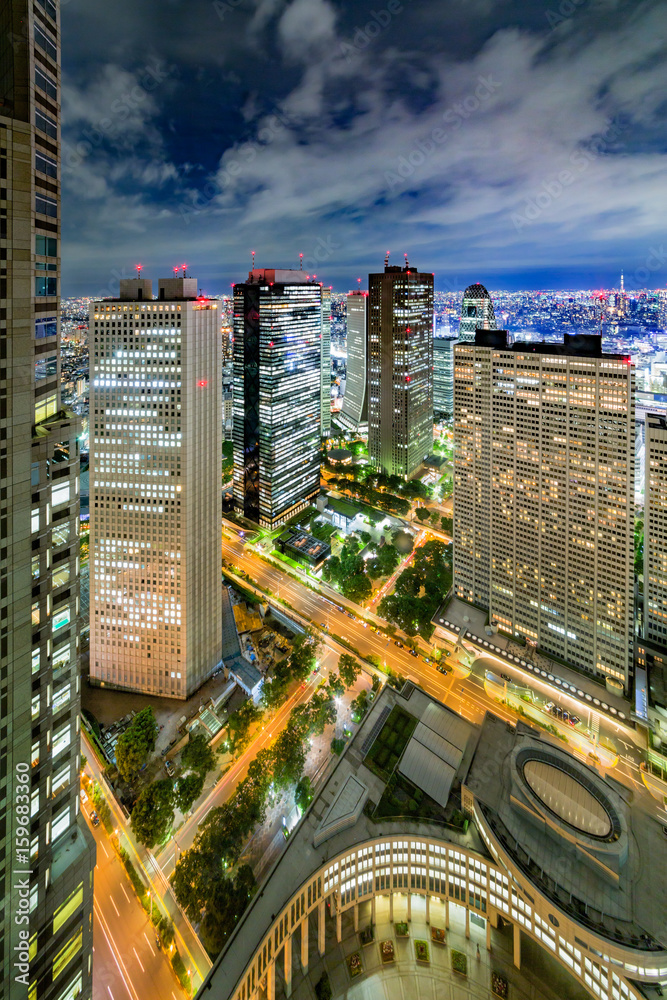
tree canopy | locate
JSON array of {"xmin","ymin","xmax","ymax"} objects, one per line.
[
  {"xmin": 131, "ymin": 779, "xmax": 174, "ymax": 848},
  {"xmin": 115, "ymin": 707, "xmax": 158, "ymax": 783},
  {"xmin": 182, "ymin": 733, "xmax": 216, "ymax": 776},
  {"xmin": 338, "ymin": 653, "xmax": 361, "ymax": 688},
  {"xmin": 175, "ymin": 772, "xmax": 205, "ymax": 814}
]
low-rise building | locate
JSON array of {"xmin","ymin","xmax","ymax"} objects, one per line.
[{"xmin": 275, "ymin": 527, "xmax": 331, "ymax": 568}]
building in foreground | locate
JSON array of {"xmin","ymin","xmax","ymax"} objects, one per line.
[
  {"xmin": 341, "ymin": 290, "xmax": 368, "ymax": 432},
  {"xmin": 368, "ymin": 260, "xmax": 433, "ymax": 477},
  {"xmin": 89, "ymin": 276, "xmax": 222, "ymax": 698},
  {"xmin": 199, "ymin": 683, "xmax": 666, "ymax": 1000},
  {"xmin": 638, "ymin": 413, "xmax": 667, "ymax": 735},
  {"xmin": 320, "ymin": 285, "xmax": 332, "ymax": 438},
  {"xmin": 453, "ymin": 331, "xmax": 634, "ymax": 689},
  {"xmin": 433, "ymin": 333, "xmax": 457, "ymax": 418},
  {"xmin": 0, "ymin": 2, "xmax": 96, "ymax": 997},
  {"xmin": 233, "ymin": 269, "xmax": 322, "ymax": 529},
  {"xmin": 457, "ymin": 282, "xmax": 497, "ymax": 342}
]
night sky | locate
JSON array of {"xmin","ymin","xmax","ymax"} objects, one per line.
[{"xmin": 60, "ymin": 0, "xmax": 667, "ymax": 296}]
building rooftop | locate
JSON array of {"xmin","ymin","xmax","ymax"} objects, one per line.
[
  {"xmin": 468, "ymin": 329, "xmax": 631, "ymax": 361},
  {"xmin": 325, "ymin": 496, "xmax": 360, "ymax": 520},
  {"xmin": 465, "ymin": 713, "xmax": 667, "ymax": 952}
]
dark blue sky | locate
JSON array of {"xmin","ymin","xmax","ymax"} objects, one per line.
[{"xmin": 60, "ymin": 0, "xmax": 667, "ymax": 296}]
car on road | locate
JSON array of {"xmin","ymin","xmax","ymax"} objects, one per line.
[
  {"xmin": 164, "ymin": 760, "xmax": 175, "ymax": 777},
  {"xmin": 394, "ymin": 640, "xmax": 403, "ymax": 648},
  {"xmin": 370, "ymin": 626, "xmax": 378, "ymax": 632},
  {"xmin": 80, "ymin": 788, "xmax": 88, "ymax": 805},
  {"xmin": 500, "ymin": 673, "xmax": 512, "ymax": 682},
  {"xmin": 423, "ymin": 657, "xmax": 431, "ymax": 664},
  {"xmin": 90, "ymin": 811, "xmax": 100, "ymax": 827},
  {"xmin": 346, "ymin": 612, "xmax": 354, "ymax": 619},
  {"xmin": 320, "ymin": 622, "xmax": 327, "ymax": 629},
  {"xmin": 436, "ymin": 664, "xmax": 449, "ymax": 674},
  {"xmin": 409, "ymin": 649, "xmax": 419, "ymax": 658},
  {"xmin": 155, "ymin": 932, "xmax": 162, "ymax": 949},
  {"xmin": 569, "ymin": 715, "xmax": 581, "ymax": 727}
]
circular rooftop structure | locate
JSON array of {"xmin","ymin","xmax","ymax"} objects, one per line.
[
  {"xmin": 515, "ymin": 746, "xmax": 621, "ymax": 843},
  {"xmin": 523, "ymin": 759, "xmax": 612, "ymax": 838}
]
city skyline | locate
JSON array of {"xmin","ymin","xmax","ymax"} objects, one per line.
[{"xmin": 58, "ymin": 0, "xmax": 667, "ymax": 295}]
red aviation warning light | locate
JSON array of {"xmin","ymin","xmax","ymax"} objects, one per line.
[
  {"xmin": 135, "ymin": 264, "xmax": 142, "ymax": 276},
  {"xmin": 197, "ymin": 380, "xmax": 208, "ymax": 387}
]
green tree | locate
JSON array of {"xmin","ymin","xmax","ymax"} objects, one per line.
[
  {"xmin": 350, "ymin": 690, "xmax": 369, "ymax": 721},
  {"xmin": 341, "ymin": 570, "xmax": 372, "ymax": 603},
  {"xmin": 175, "ymin": 772, "xmax": 205, "ymax": 814},
  {"xmin": 170, "ymin": 841, "xmax": 223, "ymax": 919},
  {"xmin": 327, "ymin": 672, "xmax": 345, "ymax": 699},
  {"xmin": 371, "ymin": 673, "xmax": 382, "ymax": 693},
  {"xmin": 182, "ymin": 734, "xmax": 216, "ymax": 775},
  {"xmin": 131, "ymin": 780, "xmax": 175, "ymax": 848},
  {"xmin": 199, "ymin": 865, "xmax": 256, "ymax": 958},
  {"xmin": 338, "ymin": 653, "xmax": 361, "ymax": 688},
  {"xmin": 415, "ymin": 506, "xmax": 431, "ymax": 522},
  {"xmin": 115, "ymin": 732, "xmax": 147, "ymax": 784},
  {"xmin": 270, "ymin": 725, "xmax": 307, "ymax": 791},
  {"xmin": 295, "ymin": 775, "xmax": 314, "ymax": 813}
]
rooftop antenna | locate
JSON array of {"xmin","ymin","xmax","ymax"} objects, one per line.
[
  {"xmin": 404, "ymin": 252, "xmax": 409, "ymax": 269},
  {"xmin": 173, "ymin": 266, "xmax": 179, "ymax": 277},
  {"xmin": 251, "ymin": 250, "xmax": 255, "ymax": 269},
  {"xmin": 135, "ymin": 264, "xmax": 142, "ymax": 277},
  {"xmin": 620, "ymin": 270, "xmax": 625, "ymax": 294},
  {"xmin": 384, "ymin": 250, "xmax": 390, "ymax": 267},
  {"xmin": 182, "ymin": 263, "xmax": 187, "ymax": 278},
  {"xmin": 299, "ymin": 253, "xmax": 303, "ymax": 271}
]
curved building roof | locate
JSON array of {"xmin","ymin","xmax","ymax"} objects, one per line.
[
  {"xmin": 463, "ymin": 282, "xmax": 493, "ymax": 300},
  {"xmin": 522, "ymin": 759, "xmax": 612, "ymax": 838}
]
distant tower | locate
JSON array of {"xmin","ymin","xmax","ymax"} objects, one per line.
[
  {"xmin": 368, "ymin": 259, "xmax": 434, "ymax": 478},
  {"xmin": 457, "ymin": 283, "xmax": 497, "ymax": 342}
]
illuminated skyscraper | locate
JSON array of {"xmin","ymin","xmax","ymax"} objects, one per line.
[
  {"xmin": 368, "ymin": 260, "xmax": 434, "ymax": 478},
  {"xmin": 645, "ymin": 414, "xmax": 667, "ymax": 647},
  {"xmin": 433, "ymin": 334, "xmax": 456, "ymax": 418},
  {"xmin": 341, "ymin": 290, "xmax": 368, "ymax": 431},
  {"xmin": 233, "ymin": 269, "xmax": 321, "ymax": 528},
  {"xmin": 457, "ymin": 282, "xmax": 497, "ymax": 342},
  {"xmin": 320, "ymin": 285, "xmax": 331, "ymax": 437},
  {"xmin": 1, "ymin": 1, "xmax": 95, "ymax": 996},
  {"xmin": 453, "ymin": 331, "xmax": 634, "ymax": 689},
  {"xmin": 89, "ymin": 276, "xmax": 222, "ymax": 699}
]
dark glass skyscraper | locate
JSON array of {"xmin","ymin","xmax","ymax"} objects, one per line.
[
  {"xmin": 368, "ymin": 261, "xmax": 433, "ymax": 478},
  {"xmin": 1, "ymin": 1, "xmax": 95, "ymax": 997},
  {"xmin": 341, "ymin": 290, "xmax": 368, "ymax": 431},
  {"xmin": 433, "ymin": 334, "xmax": 456, "ymax": 418},
  {"xmin": 233, "ymin": 270, "xmax": 322, "ymax": 529},
  {"xmin": 457, "ymin": 282, "xmax": 497, "ymax": 342}
]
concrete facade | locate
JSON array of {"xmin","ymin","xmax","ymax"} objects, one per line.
[
  {"xmin": 453, "ymin": 332, "xmax": 634, "ymax": 689},
  {"xmin": 0, "ymin": 2, "xmax": 95, "ymax": 997},
  {"xmin": 89, "ymin": 278, "xmax": 223, "ymax": 698}
]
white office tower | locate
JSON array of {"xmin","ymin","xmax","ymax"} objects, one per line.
[
  {"xmin": 453, "ymin": 330, "xmax": 634, "ymax": 689},
  {"xmin": 89, "ymin": 277, "xmax": 222, "ymax": 699},
  {"xmin": 457, "ymin": 282, "xmax": 497, "ymax": 342},
  {"xmin": 645, "ymin": 415, "xmax": 667, "ymax": 647},
  {"xmin": 341, "ymin": 290, "xmax": 369, "ymax": 431},
  {"xmin": 321, "ymin": 285, "xmax": 332, "ymax": 437}
]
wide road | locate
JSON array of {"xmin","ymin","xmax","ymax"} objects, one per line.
[
  {"xmin": 83, "ymin": 802, "xmax": 182, "ymax": 1000},
  {"xmin": 221, "ymin": 526, "xmax": 655, "ymax": 806},
  {"xmin": 82, "ymin": 732, "xmax": 212, "ymax": 990},
  {"xmin": 154, "ymin": 644, "xmax": 341, "ymax": 879}
]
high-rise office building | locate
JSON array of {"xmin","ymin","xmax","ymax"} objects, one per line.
[
  {"xmin": 457, "ymin": 282, "xmax": 497, "ymax": 342},
  {"xmin": 320, "ymin": 285, "xmax": 331, "ymax": 438},
  {"xmin": 368, "ymin": 260, "xmax": 434, "ymax": 478},
  {"xmin": 89, "ymin": 276, "xmax": 222, "ymax": 699},
  {"xmin": 233, "ymin": 269, "xmax": 322, "ymax": 529},
  {"xmin": 453, "ymin": 330, "xmax": 634, "ymax": 688},
  {"xmin": 433, "ymin": 334, "xmax": 457, "ymax": 418},
  {"xmin": 658, "ymin": 288, "xmax": 667, "ymax": 330},
  {"xmin": 644, "ymin": 414, "xmax": 667, "ymax": 647},
  {"xmin": 1, "ymin": 2, "xmax": 95, "ymax": 997},
  {"xmin": 341, "ymin": 290, "xmax": 368, "ymax": 431}
]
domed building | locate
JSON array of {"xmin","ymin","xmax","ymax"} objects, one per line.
[{"xmin": 458, "ymin": 283, "xmax": 497, "ymax": 342}]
